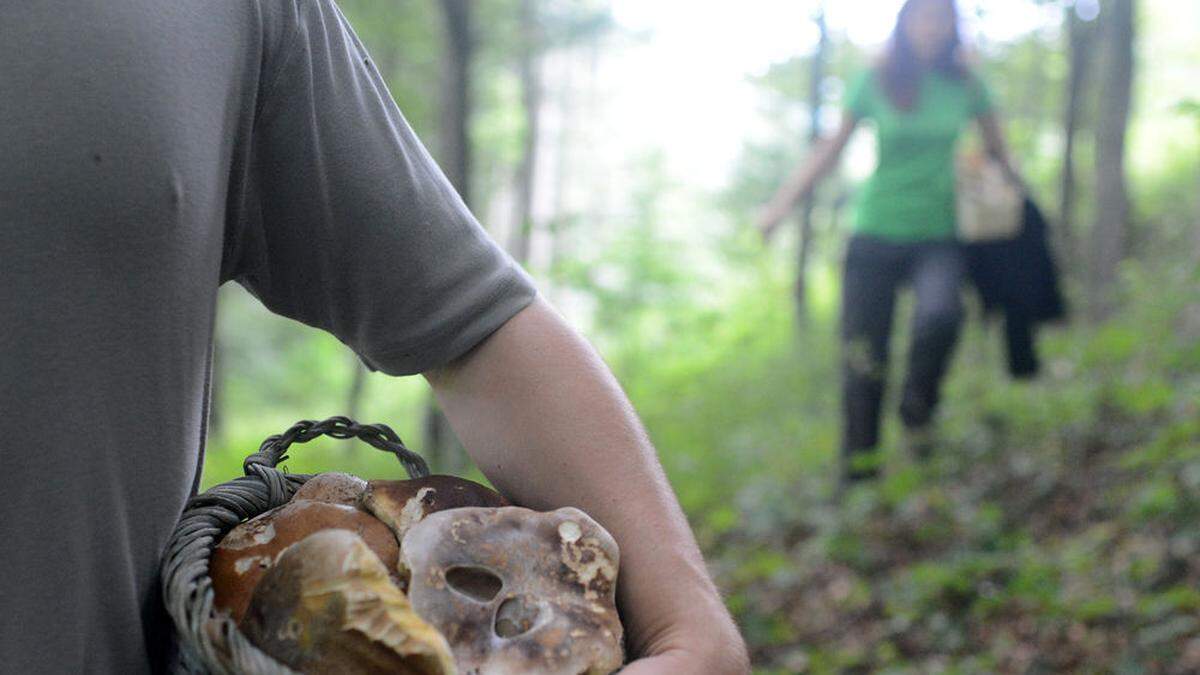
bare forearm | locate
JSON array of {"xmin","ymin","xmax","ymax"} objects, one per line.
[
  {"xmin": 758, "ymin": 113, "xmax": 857, "ymax": 238},
  {"xmin": 424, "ymin": 296, "xmax": 747, "ymax": 670},
  {"xmin": 766, "ymin": 141, "xmax": 835, "ymax": 214}
]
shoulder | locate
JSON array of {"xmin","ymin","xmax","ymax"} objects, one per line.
[
  {"xmin": 849, "ymin": 64, "xmax": 883, "ymax": 89},
  {"xmin": 844, "ymin": 67, "xmax": 881, "ymax": 116},
  {"xmin": 951, "ymin": 50, "xmax": 993, "ymax": 98},
  {"xmin": 958, "ymin": 69, "xmax": 994, "ymax": 115},
  {"xmin": 959, "ymin": 68, "xmax": 989, "ymax": 92}
]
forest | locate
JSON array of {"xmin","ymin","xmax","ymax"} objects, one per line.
[{"xmin": 201, "ymin": 1, "xmax": 1200, "ymax": 672}]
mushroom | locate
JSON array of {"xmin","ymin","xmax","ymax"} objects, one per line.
[
  {"xmin": 240, "ymin": 529, "xmax": 456, "ymax": 675},
  {"xmin": 293, "ymin": 472, "xmax": 368, "ymax": 506},
  {"xmin": 359, "ymin": 475, "xmax": 510, "ymax": 543},
  {"xmin": 401, "ymin": 506, "xmax": 624, "ymax": 675},
  {"xmin": 210, "ymin": 500, "xmax": 401, "ymax": 623}
]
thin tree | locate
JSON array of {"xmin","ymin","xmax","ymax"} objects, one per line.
[
  {"xmin": 508, "ymin": 0, "xmax": 543, "ymax": 266},
  {"xmin": 1058, "ymin": 1, "xmax": 1097, "ymax": 266},
  {"xmin": 424, "ymin": 0, "xmax": 476, "ymax": 472},
  {"xmin": 1184, "ymin": 100, "xmax": 1200, "ymax": 263},
  {"xmin": 346, "ymin": 357, "xmax": 367, "ymax": 421},
  {"xmin": 1089, "ymin": 0, "xmax": 1135, "ymax": 321},
  {"xmin": 538, "ymin": 6, "xmax": 613, "ymax": 297},
  {"xmin": 794, "ymin": 6, "xmax": 828, "ymax": 324}
]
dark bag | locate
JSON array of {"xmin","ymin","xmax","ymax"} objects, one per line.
[{"xmin": 964, "ymin": 197, "xmax": 1067, "ymax": 377}]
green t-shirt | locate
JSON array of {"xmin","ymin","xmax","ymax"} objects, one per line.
[{"xmin": 844, "ymin": 68, "xmax": 993, "ymax": 241}]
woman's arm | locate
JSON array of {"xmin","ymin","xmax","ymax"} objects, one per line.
[
  {"xmin": 757, "ymin": 111, "xmax": 859, "ymax": 240},
  {"xmin": 423, "ymin": 296, "xmax": 750, "ymax": 674},
  {"xmin": 977, "ymin": 112, "xmax": 1024, "ymax": 191}
]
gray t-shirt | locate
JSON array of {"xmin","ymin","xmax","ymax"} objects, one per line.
[{"xmin": 0, "ymin": 0, "xmax": 536, "ymax": 672}]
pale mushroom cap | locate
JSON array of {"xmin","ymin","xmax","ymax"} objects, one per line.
[
  {"xmin": 402, "ymin": 506, "xmax": 624, "ymax": 675},
  {"xmin": 292, "ymin": 472, "xmax": 369, "ymax": 506}
]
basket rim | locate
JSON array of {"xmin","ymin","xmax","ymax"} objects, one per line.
[
  {"xmin": 161, "ymin": 417, "xmax": 429, "ymax": 674},
  {"xmin": 162, "ymin": 464, "xmax": 310, "ymax": 674}
]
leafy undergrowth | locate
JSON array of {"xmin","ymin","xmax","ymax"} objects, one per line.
[{"xmin": 708, "ymin": 266, "xmax": 1200, "ymax": 674}]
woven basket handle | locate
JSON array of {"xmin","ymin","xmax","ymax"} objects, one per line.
[{"xmin": 241, "ymin": 416, "xmax": 430, "ymax": 479}]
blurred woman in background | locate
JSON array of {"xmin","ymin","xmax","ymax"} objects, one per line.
[{"xmin": 758, "ymin": 0, "xmax": 1023, "ymax": 488}]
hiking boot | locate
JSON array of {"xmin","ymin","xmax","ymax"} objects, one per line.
[{"xmin": 837, "ymin": 448, "xmax": 883, "ymax": 500}]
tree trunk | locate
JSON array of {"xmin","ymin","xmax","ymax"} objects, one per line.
[
  {"xmin": 508, "ymin": 0, "xmax": 543, "ymax": 266},
  {"xmin": 1058, "ymin": 4, "xmax": 1095, "ymax": 266},
  {"xmin": 1195, "ymin": 168, "xmax": 1200, "ymax": 264},
  {"xmin": 1088, "ymin": 0, "xmax": 1135, "ymax": 322},
  {"xmin": 438, "ymin": 0, "xmax": 473, "ymax": 206},
  {"xmin": 424, "ymin": 0, "xmax": 476, "ymax": 472},
  {"xmin": 346, "ymin": 359, "xmax": 367, "ymax": 420},
  {"xmin": 794, "ymin": 7, "xmax": 827, "ymax": 326}
]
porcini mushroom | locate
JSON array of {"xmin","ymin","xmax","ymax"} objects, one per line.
[
  {"xmin": 292, "ymin": 472, "xmax": 368, "ymax": 506},
  {"xmin": 359, "ymin": 475, "xmax": 510, "ymax": 543},
  {"xmin": 210, "ymin": 499, "xmax": 401, "ymax": 623},
  {"xmin": 240, "ymin": 529, "xmax": 456, "ymax": 675},
  {"xmin": 401, "ymin": 506, "xmax": 624, "ymax": 675}
]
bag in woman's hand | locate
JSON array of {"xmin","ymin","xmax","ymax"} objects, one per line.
[{"xmin": 955, "ymin": 151, "xmax": 1023, "ymax": 243}]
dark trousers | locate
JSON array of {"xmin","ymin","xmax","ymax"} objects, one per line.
[{"xmin": 840, "ymin": 235, "xmax": 966, "ymax": 479}]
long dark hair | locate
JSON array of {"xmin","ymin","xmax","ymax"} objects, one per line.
[{"xmin": 880, "ymin": 0, "xmax": 968, "ymax": 111}]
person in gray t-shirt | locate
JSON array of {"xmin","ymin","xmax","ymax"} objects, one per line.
[{"xmin": 0, "ymin": 0, "xmax": 746, "ymax": 672}]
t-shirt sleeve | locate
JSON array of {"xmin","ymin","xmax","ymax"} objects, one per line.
[
  {"xmin": 843, "ymin": 69, "xmax": 875, "ymax": 120},
  {"xmin": 968, "ymin": 74, "xmax": 995, "ymax": 117},
  {"xmin": 224, "ymin": 0, "xmax": 538, "ymax": 376}
]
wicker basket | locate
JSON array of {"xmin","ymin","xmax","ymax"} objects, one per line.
[{"xmin": 160, "ymin": 416, "xmax": 431, "ymax": 674}]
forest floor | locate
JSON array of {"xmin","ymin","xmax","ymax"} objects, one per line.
[{"xmin": 708, "ymin": 269, "xmax": 1200, "ymax": 674}]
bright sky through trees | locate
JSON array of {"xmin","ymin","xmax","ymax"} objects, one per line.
[{"xmin": 599, "ymin": 1, "xmax": 1063, "ymax": 188}]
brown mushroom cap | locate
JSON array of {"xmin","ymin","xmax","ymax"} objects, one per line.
[
  {"xmin": 292, "ymin": 472, "xmax": 368, "ymax": 506},
  {"xmin": 210, "ymin": 500, "xmax": 400, "ymax": 623},
  {"xmin": 359, "ymin": 475, "xmax": 510, "ymax": 543},
  {"xmin": 240, "ymin": 529, "xmax": 455, "ymax": 675}
]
